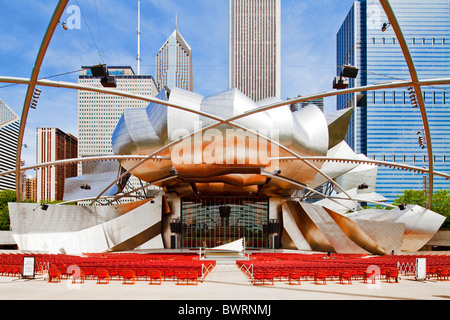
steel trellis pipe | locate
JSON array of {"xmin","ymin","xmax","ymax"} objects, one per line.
[
  {"xmin": 14, "ymin": 0, "xmax": 69, "ymax": 201},
  {"xmin": 379, "ymin": 0, "xmax": 434, "ymax": 209}
]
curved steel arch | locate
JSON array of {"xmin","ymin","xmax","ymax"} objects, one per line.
[
  {"xmin": 14, "ymin": 0, "xmax": 69, "ymax": 201},
  {"xmin": 0, "ymin": 155, "xmax": 161, "ymax": 178},
  {"xmin": 3, "ymin": 75, "xmax": 450, "ymax": 207},
  {"xmin": 5, "ymin": 0, "xmax": 447, "ymax": 209},
  {"xmin": 379, "ymin": 0, "xmax": 434, "ymax": 208},
  {"xmin": 273, "ymin": 156, "xmax": 450, "ymax": 181}
]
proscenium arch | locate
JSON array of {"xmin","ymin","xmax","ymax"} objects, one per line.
[{"xmin": 5, "ymin": 0, "xmax": 446, "ymax": 207}]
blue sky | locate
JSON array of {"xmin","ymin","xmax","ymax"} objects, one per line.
[{"xmin": 0, "ymin": 0, "xmax": 356, "ymax": 169}]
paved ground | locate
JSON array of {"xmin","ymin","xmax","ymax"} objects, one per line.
[{"xmin": 0, "ymin": 262, "xmax": 449, "ymax": 301}]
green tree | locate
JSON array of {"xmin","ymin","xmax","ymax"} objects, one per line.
[
  {"xmin": 0, "ymin": 189, "xmax": 16, "ymax": 231},
  {"xmin": 392, "ymin": 189, "xmax": 427, "ymax": 207},
  {"xmin": 393, "ymin": 189, "xmax": 450, "ymax": 229}
]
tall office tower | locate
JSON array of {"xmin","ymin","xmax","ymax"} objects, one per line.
[
  {"xmin": 36, "ymin": 128, "xmax": 78, "ymax": 202},
  {"xmin": 156, "ymin": 23, "xmax": 193, "ymax": 92},
  {"xmin": 229, "ymin": 0, "xmax": 281, "ymax": 101},
  {"xmin": 337, "ymin": 0, "xmax": 450, "ymax": 201},
  {"xmin": 0, "ymin": 98, "xmax": 20, "ymax": 191},
  {"xmin": 78, "ymin": 66, "xmax": 158, "ymax": 171},
  {"xmin": 25, "ymin": 177, "xmax": 37, "ymax": 202}
]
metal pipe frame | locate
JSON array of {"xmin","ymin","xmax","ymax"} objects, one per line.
[
  {"xmin": 272, "ymin": 157, "xmax": 450, "ymax": 181},
  {"xmin": 2, "ymin": 74, "xmax": 450, "ymax": 207},
  {"xmin": 2, "ymin": 0, "xmax": 447, "ymax": 209},
  {"xmin": 260, "ymin": 171, "xmax": 358, "ymax": 212},
  {"xmin": 14, "ymin": 0, "xmax": 69, "ymax": 201},
  {"xmin": 379, "ymin": 0, "xmax": 434, "ymax": 208}
]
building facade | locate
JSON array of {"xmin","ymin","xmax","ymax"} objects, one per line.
[
  {"xmin": 337, "ymin": 0, "xmax": 450, "ymax": 201},
  {"xmin": 78, "ymin": 66, "xmax": 158, "ymax": 173},
  {"xmin": 25, "ymin": 177, "xmax": 37, "ymax": 202},
  {"xmin": 0, "ymin": 99, "xmax": 20, "ymax": 192},
  {"xmin": 36, "ymin": 127, "xmax": 78, "ymax": 202},
  {"xmin": 156, "ymin": 25, "xmax": 193, "ymax": 92},
  {"xmin": 228, "ymin": 0, "xmax": 281, "ymax": 101}
]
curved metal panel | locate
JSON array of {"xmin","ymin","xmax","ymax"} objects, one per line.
[
  {"xmin": 324, "ymin": 207, "xmax": 387, "ymax": 255},
  {"xmin": 8, "ymin": 197, "xmax": 163, "ymax": 254},
  {"xmin": 283, "ymin": 201, "xmax": 335, "ymax": 253},
  {"xmin": 111, "ymin": 87, "xmax": 334, "ymax": 197}
]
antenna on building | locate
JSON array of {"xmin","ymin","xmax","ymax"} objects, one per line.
[
  {"xmin": 137, "ymin": 0, "xmax": 141, "ymax": 75},
  {"xmin": 175, "ymin": 13, "xmax": 178, "ymax": 31}
]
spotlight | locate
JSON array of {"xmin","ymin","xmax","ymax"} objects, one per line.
[
  {"xmin": 90, "ymin": 64, "xmax": 109, "ymax": 77},
  {"xmin": 100, "ymin": 76, "xmax": 117, "ymax": 88},
  {"xmin": 58, "ymin": 20, "xmax": 68, "ymax": 30},
  {"xmin": 333, "ymin": 76, "xmax": 349, "ymax": 90},
  {"xmin": 30, "ymin": 88, "xmax": 42, "ymax": 109},
  {"xmin": 341, "ymin": 65, "xmax": 359, "ymax": 78}
]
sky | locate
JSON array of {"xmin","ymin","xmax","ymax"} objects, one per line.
[{"xmin": 0, "ymin": 0, "xmax": 357, "ymax": 172}]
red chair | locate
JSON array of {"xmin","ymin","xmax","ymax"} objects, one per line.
[
  {"xmin": 149, "ymin": 270, "xmax": 162, "ymax": 285},
  {"xmin": 386, "ymin": 268, "xmax": 399, "ymax": 283},
  {"xmin": 135, "ymin": 268, "xmax": 146, "ymax": 281},
  {"xmin": 306, "ymin": 269, "xmax": 316, "ymax": 281},
  {"xmin": 438, "ymin": 268, "xmax": 449, "ymax": 281},
  {"xmin": 108, "ymin": 268, "xmax": 119, "ymax": 280},
  {"xmin": 427, "ymin": 266, "xmax": 437, "ymax": 279},
  {"xmin": 339, "ymin": 271, "xmax": 352, "ymax": 284},
  {"xmin": 272, "ymin": 269, "xmax": 281, "ymax": 281},
  {"xmin": 4, "ymin": 265, "xmax": 12, "ymax": 276},
  {"xmin": 11, "ymin": 265, "xmax": 21, "ymax": 278},
  {"xmin": 187, "ymin": 270, "xmax": 199, "ymax": 285},
  {"xmin": 72, "ymin": 270, "xmax": 85, "ymax": 284},
  {"xmin": 314, "ymin": 271, "xmax": 327, "ymax": 285},
  {"xmin": 96, "ymin": 269, "xmax": 110, "ymax": 284},
  {"xmin": 253, "ymin": 272, "xmax": 265, "ymax": 285},
  {"xmin": 289, "ymin": 270, "xmax": 301, "ymax": 285},
  {"xmin": 264, "ymin": 272, "xmax": 274, "ymax": 285},
  {"xmin": 164, "ymin": 268, "xmax": 175, "ymax": 281},
  {"xmin": 280, "ymin": 269, "xmax": 290, "ymax": 281},
  {"xmin": 176, "ymin": 270, "xmax": 188, "ymax": 285},
  {"xmin": 83, "ymin": 267, "xmax": 94, "ymax": 280},
  {"xmin": 122, "ymin": 269, "xmax": 135, "ymax": 285},
  {"xmin": 48, "ymin": 268, "xmax": 61, "ymax": 283}
]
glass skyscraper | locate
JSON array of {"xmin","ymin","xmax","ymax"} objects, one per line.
[
  {"xmin": 337, "ymin": 0, "xmax": 450, "ymax": 202},
  {"xmin": 0, "ymin": 98, "xmax": 19, "ymax": 192}
]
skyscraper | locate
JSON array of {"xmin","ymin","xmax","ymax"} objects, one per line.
[
  {"xmin": 0, "ymin": 98, "xmax": 20, "ymax": 192},
  {"xmin": 229, "ymin": 0, "xmax": 281, "ymax": 101},
  {"xmin": 36, "ymin": 127, "xmax": 78, "ymax": 202},
  {"xmin": 156, "ymin": 22, "xmax": 193, "ymax": 92},
  {"xmin": 78, "ymin": 66, "xmax": 158, "ymax": 168},
  {"xmin": 337, "ymin": 0, "xmax": 450, "ymax": 201}
]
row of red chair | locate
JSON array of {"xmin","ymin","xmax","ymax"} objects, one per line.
[
  {"xmin": 244, "ymin": 267, "xmax": 400, "ymax": 286},
  {"xmin": 236, "ymin": 252, "xmax": 450, "ymax": 285},
  {"xmin": 0, "ymin": 252, "xmax": 215, "ymax": 285},
  {"xmin": 48, "ymin": 266, "xmax": 202, "ymax": 285}
]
